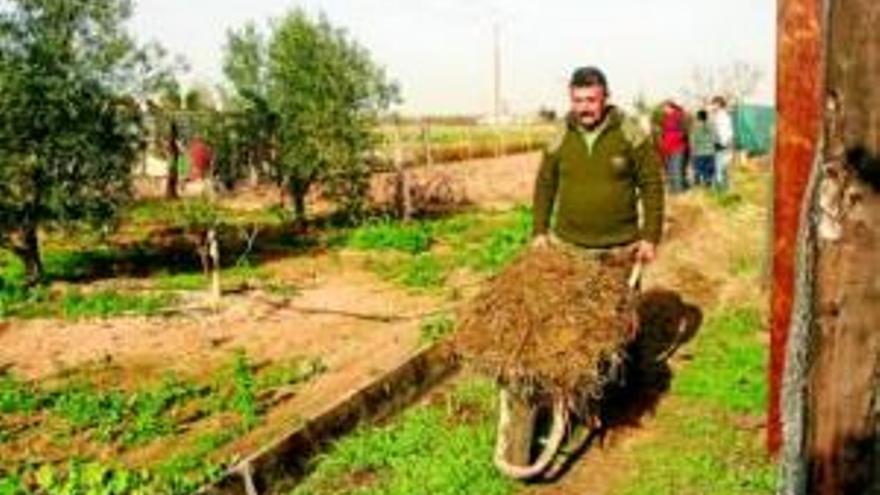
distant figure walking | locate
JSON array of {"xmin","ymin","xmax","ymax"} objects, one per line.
[
  {"xmin": 709, "ymin": 96, "xmax": 734, "ymax": 192},
  {"xmin": 689, "ymin": 109, "xmax": 717, "ymax": 187}
]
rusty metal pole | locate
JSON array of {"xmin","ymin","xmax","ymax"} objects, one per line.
[{"xmin": 771, "ymin": 0, "xmax": 824, "ymax": 456}]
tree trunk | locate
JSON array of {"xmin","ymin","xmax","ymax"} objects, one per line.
[
  {"xmin": 208, "ymin": 227, "xmax": 221, "ymax": 306},
  {"xmin": 166, "ymin": 120, "xmax": 180, "ymax": 200},
  {"xmin": 289, "ymin": 180, "xmax": 309, "ymax": 229},
  {"xmin": 13, "ymin": 223, "xmax": 43, "ymax": 287},
  {"xmin": 805, "ymin": 1, "xmax": 880, "ymax": 492}
]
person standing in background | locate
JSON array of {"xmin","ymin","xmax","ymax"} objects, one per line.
[
  {"xmin": 709, "ymin": 96, "xmax": 734, "ymax": 192},
  {"xmin": 657, "ymin": 100, "xmax": 690, "ymax": 194},
  {"xmin": 689, "ymin": 109, "xmax": 718, "ymax": 187}
]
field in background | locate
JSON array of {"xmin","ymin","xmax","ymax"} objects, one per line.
[{"xmin": 376, "ymin": 123, "xmax": 556, "ymax": 167}]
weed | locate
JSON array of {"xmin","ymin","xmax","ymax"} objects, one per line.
[
  {"xmin": 60, "ymin": 289, "xmax": 175, "ymax": 320},
  {"xmin": 257, "ymin": 357, "xmax": 328, "ymax": 390},
  {"xmin": 672, "ymin": 307, "xmax": 767, "ymax": 413},
  {"xmin": 400, "ymin": 254, "xmax": 447, "ymax": 288},
  {"xmin": 50, "ymin": 383, "xmax": 128, "ymax": 439},
  {"xmin": 0, "ymin": 374, "xmax": 43, "ymax": 414},
  {"xmin": 463, "ymin": 205, "xmax": 531, "ymax": 273},
  {"xmin": 154, "ymin": 264, "xmax": 267, "ymax": 292},
  {"xmin": 292, "ymin": 378, "xmax": 512, "ymax": 495},
  {"xmin": 618, "ymin": 402, "xmax": 776, "ymax": 495},
  {"xmin": 418, "ymin": 314, "xmax": 455, "ymax": 346},
  {"xmin": 347, "ymin": 219, "xmax": 433, "ymax": 254},
  {"xmin": 229, "ymin": 350, "xmax": 259, "ymax": 430},
  {"xmin": 122, "ymin": 376, "xmax": 204, "ymax": 446}
]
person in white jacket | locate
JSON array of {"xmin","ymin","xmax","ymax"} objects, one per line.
[{"xmin": 710, "ymin": 96, "xmax": 735, "ymax": 192}]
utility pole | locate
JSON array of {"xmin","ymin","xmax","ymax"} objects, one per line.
[{"xmin": 493, "ymin": 21, "xmax": 501, "ymax": 125}]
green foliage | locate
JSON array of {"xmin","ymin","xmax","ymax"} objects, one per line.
[
  {"xmin": 224, "ymin": 9, "xmax": 397, "ymax": 222},
  {"xmin": 353, "ymin": 208, "xmax": 532, "ymax": 292},
  {"xmin": 292, "ymin": 378, "xmax": 512, "ymax": 495},
  {"xmin": 154, "ymin": 264, "xmax": 267, "ymax": 292},
  {"xmin": 221, "ymin": 22, "xmax": 277, "ymax": 190},
  {"xmin": 347, "ymin": 220, "xmax": 433, "ymax": 254},
  {"xmin": 418, "ymin": 314, "xmax": 455, "ymax": 346},
  {"xmin": 400, "ymin": 254, "xmax": 446, "ymax": 289},
  {"xmin": 60, "ymin": 289, "xmax": 174, "ymax": 320},
  {"xmin": 461, "ymin": 205, "xmax": 531, "ymax": 273},
  {"xmin": 50, "ymin": 383, "xmax": 129, "ymax": 439},
  {"xmin": 0, "ymin": 457, "xmax": 224, "ymax": 495},
  {"xmin": 0, "ymin": 373, "xmax": 43, "ymax": 414},
  {"xmin": 672, "ymin": 307, "xmax": 767, "ymax": 413},
  {"xmin": 256, "ymin": 357, "xmax": 328, "ymax": 390},
  {"xmin": 0, "ymin": 350, "xmax": 327, "ymax": 494},
  {"xmin": 230, "ymin": 350, "xmax": 259, "ymax": 430},
  {"xmin": 619, "ymin": 404, "xmax": 776, "ymax": 495},
  {"xmin": 0, "ymin": 0, "xmax": 169, "ymax": 283}
]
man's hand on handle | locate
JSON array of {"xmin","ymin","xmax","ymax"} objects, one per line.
[
  {"xmin": 634, "ymin": 240, "xmax": 657, "ymax": 264},
  {"xmin": 532, "ymin": 234, "xmax": 550, "ymax": 250}
]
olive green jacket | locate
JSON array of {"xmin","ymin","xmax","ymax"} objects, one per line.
[{"xmin": 533, "ymin": 108, "xmax": 665, "ymax": 247}]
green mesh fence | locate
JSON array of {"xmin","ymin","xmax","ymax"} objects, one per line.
[{"xmin": 733, "ymin": 104, "xmax": 776, "ymax": 155}]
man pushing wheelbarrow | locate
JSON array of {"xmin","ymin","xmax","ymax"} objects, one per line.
[{"xmin": 455, "ymin": 66, "xmax": 665, "ymax": 480}]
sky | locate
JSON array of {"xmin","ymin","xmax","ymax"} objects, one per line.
[{"xmin": 129, "ymin": 0, "xmax": 777, "ymax": 116}]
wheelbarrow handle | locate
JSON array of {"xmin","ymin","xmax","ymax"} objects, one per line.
[{"xmin": 628, "ymin": 261, "xmax": 643, "ymax": 291}]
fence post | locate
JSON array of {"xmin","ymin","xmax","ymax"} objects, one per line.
[
  {"xmin": 394, "ymin": 122, "xmax": 413, "ymax": 221},
  {"xmin": 421, "ymin": 120, "xmax": 433, "ymax": 166}
]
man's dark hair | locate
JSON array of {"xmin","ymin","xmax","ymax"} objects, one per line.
[
  {"xmin": 696, "ymin": 109, "xmax": 708, "ymax": 121},
  {"xmin": 711, "ymin": 95, "xmax": 727, "ymax": 108},
  {"xmin": 570, "ymin": 66, "xmax": 608, "ymax": 91}
]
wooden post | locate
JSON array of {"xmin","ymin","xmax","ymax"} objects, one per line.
[
  {"xmin": 421, "ymin": 120, "xmax": 432, "ymax": 167},
  {"xmin": 465, "ymin": 125, "xmax": 473, "ymax": 161},
  {"xmin": 771, "ymin": 0, "xmax": 824, "ymax": 457},
  {"xmin": 393, "ymin": 123, "xmax": 412, "ymax": 221}
]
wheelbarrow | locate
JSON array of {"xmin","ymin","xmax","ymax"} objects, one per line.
[{"xmin": 492, "ymin": 262, "xmax": 643, "ymax": 480}]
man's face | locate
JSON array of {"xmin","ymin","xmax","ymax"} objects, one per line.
[{"xmin": 570, "ymin": 85, "xmax": 607, "ymax": 129}]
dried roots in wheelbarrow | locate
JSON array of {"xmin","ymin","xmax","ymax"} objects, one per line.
[{"xmin": 454, "ymin": 244, "xmax": 637, "ymax": 413}]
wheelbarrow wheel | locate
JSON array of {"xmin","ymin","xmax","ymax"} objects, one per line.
[{"xmin": 494, "ymin": 389, "xmax": 570, "ymax": 480}]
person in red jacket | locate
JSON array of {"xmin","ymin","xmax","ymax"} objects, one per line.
[
  {"xmin": 189, "ymin": 138, "xmax": 213, "ymax": 181},
  {"xmin": 657, "ymin": 100, "xmax": 689, "ymax": 193}
]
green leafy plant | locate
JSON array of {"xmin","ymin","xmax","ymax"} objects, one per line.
[
  {"xmin": 419, "ymin": 314, "xmax": 455, "ymax": 346},
  {"xmin": 347, "ymin": 220, "xmax": 433, "ymax": 254},
  {"xmin": 60, "ymin": 289, "xmax": 175, "ymax": 320}
]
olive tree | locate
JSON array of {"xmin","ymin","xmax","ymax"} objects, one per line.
[
  {"xmin": 0, "ymin": 0, "xmax": 167, "ymax": 285},
  {"xmin": 225, "ymin": 10, "xmax": 397, "ymax": 225}
]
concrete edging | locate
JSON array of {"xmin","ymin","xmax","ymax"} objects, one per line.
[{"xmin": 199, "ymin": 342, "xmax": 457, "ymax": 495}]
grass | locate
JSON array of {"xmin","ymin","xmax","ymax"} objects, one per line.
[
  {"xmin": 1, "ymin": 248, "xmax": 177, "ymax": 320},
  {"xmin": 614, "ymin": 305, "xmax": 774, "ymax": 494},
  {"xmin": 153, "ymin": 263, "xmax": 271, "ymax": 292},
  {"xmin": 671, "ymin": 307, "xmax": 767, "ymax": 414},
  {"xmin": 290, "ymin": 378, "xmax": 514, "ymax": 495},
  {"xmin": 418, "ymin": 313, "xmax": 455, "ymax": 346},
  {"xmin": 60, "ymin": 289, "xmax": 175, "ymax": 320},
  {"xmin": 346, "ymin": 220, "xmax": 433, "ymax": 254},
  {"xmin": 348, "ymin": 206, "xmax": 532, "ymax": 292},
  {"xmin": 618, "ymin": 402, "xmax": 776, "ymax": 495}
]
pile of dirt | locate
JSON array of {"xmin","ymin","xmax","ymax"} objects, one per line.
[{"xmin": 453, "ymin": 245, "xmax": 636, "ymax": 409}]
